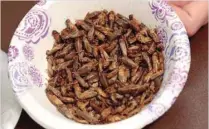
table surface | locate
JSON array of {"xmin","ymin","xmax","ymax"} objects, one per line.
[{"xmin": 1, "ymin": 1, "xmax": 208, "ymax": 129}]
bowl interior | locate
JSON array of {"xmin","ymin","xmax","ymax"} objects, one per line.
[{"xmin": 8, "ymin": 0, "xmax": 190, "ymax": 129}]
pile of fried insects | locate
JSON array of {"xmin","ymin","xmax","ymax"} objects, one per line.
[{"xmin": 46, "ymin": 10, "xmax": 164, "ymax": 124}]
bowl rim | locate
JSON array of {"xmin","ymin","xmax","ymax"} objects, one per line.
[{"xmin": 8, "ymin": 0, "xmax": 191, "ymax": 129}]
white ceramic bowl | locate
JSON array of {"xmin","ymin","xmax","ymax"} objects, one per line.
[{"xmin": 8, "ymin": 0, "xmax": 191, "ymax": 129}]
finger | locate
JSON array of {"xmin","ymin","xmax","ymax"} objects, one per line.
[
  {"xmin": 167, "ymin": 1, "xmax": 191, "ymax": 7},
  {"xmin": 169, "ymin": 4, "xmax": 195, "ymax": 36},
  {"xmin": 169, "ymin": 1, "xmax": 208, "ymax": 37},
  {"xmin": 183, "ymin": 1, "xmax": 208, "ymax": 25}
]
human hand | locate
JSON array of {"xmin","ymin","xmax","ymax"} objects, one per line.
[{"xmin": 168, "ymin": 1, "xmax": 208, "ymax": 37}]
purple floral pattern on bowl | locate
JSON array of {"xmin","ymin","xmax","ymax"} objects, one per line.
[
  {"xmin": 157, "ymin": 26, "xmax": 167, "ymax": 45},
  {"xmin": 9, "ymin": 62, "xmax": 31, "ymax": 94},
  {"xmin": 14, "ymin": 9, "xmax": 50, "ymax": 44},
  {"xmin": 23, "ymin": 45, "xmax": 34, "ymax": 61},
  {"xmin": 28, "ymin": 66, "xmax": 43, "ymax": 87},
  {"xmin": 148, "ymin": 103, "xmax": 166, "ymax": 121},
  {"xmin": 165, "ymin": 33, "xmax": 190, "ymax": 63},
  {"xmin": 171, "ymin": 21, "xmax": 183, "ymax": 31},
  {"xmin": 167, "ymin": 68, "xmax": 188, "ymax": 87},
  {"xmin": 170, "ymin": 46, "xmax": 188, "ymax": 61},
  {"xmin": 8, "ymin": 46, "xmax": 19, "ymax": 62},
  {"xmin": 9, "ymin": 62, "xmax": 43, "ymax": 95},
  {"xmin": 149, "ymin": 0, "xmax": 176, "ymax": 25},
  {"xmin": 169, "ymin": 32, "xmax": 189, "ymax": 46}
]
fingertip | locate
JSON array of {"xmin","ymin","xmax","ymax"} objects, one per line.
[{"xmin": 186, "ymin": 27, "xmax": 198, "ymax": 37}]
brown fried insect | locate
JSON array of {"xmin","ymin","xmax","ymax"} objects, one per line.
[
  {"xmin": 76, "ymin": 20, "xmax": 91, "ymax": 31},
  {"xmin": 108, "ymin": 58, "xmax": 118, "ymax": 71},
  {"xmin": 85, "ymin": 72, "xmax": 98, "ymax": 80},
  {"xmin": 119, "ymin": 37, "xmax": 127, "ymax": 56},
  {"xmin": 60, "ymin": 96, "xmax": 75, "ymax": 103},
  {"xmin": 52, "ymin": 30, "xmax": 62, "ymax": 43},
  {"xmin": 72, "ymin": 56, "xmax": 81, "ymax": 70},
  {"xmin": 115, "ymin": 17, "xmax": 129, "ymax": 28},
  {"xmin": 56, "ymin": 60, "xmax": 73, "ymax": 70},
  {"xmin": 148, "ymin": 29, "xmax": 160, "ymax": 42},
  {"xmin": 108, "ymin": 11, "xmax": 115, "ymax": 29},
  {"xmin": 55, "ymin": 58, "xmax": 65, "ymax": 65},
  {"xmin": 99, "ymin": 72, "xmax": 109, "ymax": 88},
  {"xmin": 129, "ymin": 14, "xmax": 140, "ymax": 32},
  {"xmin": 66, "ymin": 69, "xmax": 73, "ymax": 83},
  {"xmin": 117, "ymin": 13, "xmax": 129, "ymax": 23},
  {"xmin": 90, "ymin": 99, "xmax": 104, "ymax": 113},
  {"xmin": 66, "ymin": 19, "xmax": 77, "ymax": 31},
  {"xmin": 55, "ymin": 45, "xmax": 73, "ymax": 58},
  {"xmin": 47, "ymin": 85, "xmax": 62, "ymax": 97},
  {"xmin": 105, "ymin": 84, "xmax": 117, "ymax": 94},
  {"xmin": 99, "ymin": 47, "xmax": 110, "ymax": 61},
  {"xmin": 73, "ymin": 72, "xmax": 89, "ymax": 88},
  {"xmin": 46, "ymin": 91, "xmax": 63, "ymax": 106},
  {"xmin": 74, "ymin": 108, "xmax": 99, "ymax": 124},
  {"xmin": 85, "ymin": 11, "xmax": 101, "ymax": 19},
  {"xmin": 61, "ymin": 28, "xmax": 83, "ymax": 39},
  {"xmin": 144, "ymin": 70, "xmax": 164, "ymax": 82},
  {"xmin": 90, "ymin": 82, "xmax": 99, "ymax": 88},
  {"xmin": 77, "ymin": 101, "xmax": 89, "ymax": 111},
  {"xmin": 83, "ymin": 37, "xmax": 93, "ymax": 53},
  {"xmin": 64, "ymin": 51, "xmax": 76, "ymax": 61},
  {"xmin": 101, "ymin": 107, "xmax": 112, "ymax": 119},
  {"xmin": 154, "ymin": 76, "xmax": 163, "ymax": 92},
  {"xmin": 152, "ymin": 52, "xmax": 160, "ymax": 73},
  {"xmin": 158, "ymin": 52, "xmax": 164, "ymax": 70},
  {"xmin": 95, "ymin": 30, "xmax": 105, "ymax": 41},
  {"xmin": 57, "ymin": 104, "xmax": 74, "ymax": 119},
  {"xmin": 128, "ymin": 33, "xmax": 137, "ymax": 44},
  {"xmin": 131, "ymin": 67, "xmax": 143, "ymax": 84},
  {"xmin": 136, "ymin": 33, "xmax": 152, "ymax": 44},
  {"xmin": 142, "ymin": 52, "xmax": 152, "ymax": 71},
  {"xmin": 95, "ymin": 25, "xmax": 117, "ymax": 40},
  {"xmin": 106, "ymin": 69, "xmax": 118, "ymax": 79},
  {"xmin": 77, "ymin": 61, "xmax": 97, "ymax": 75},
  {"xmin": 122, "ymin": 100, "xmax": 137, "ymax": 115},
  {"xmin": 46, "ymin": 44, "xmax": 65, "ymax": 56},
  {"xmin": 107, "ymin": 115, "xmax": 123, "ymax": 122},
  {"xmin": 88, "ymin": 26, "xmax": 95, "ymax": 41},
  {"xmin": 124, "ymin": 29, "xmax": 132, "ymax": 38},
  {"xmin": 113, "ymin": 105, "xmax": 126, "ymax": 114},
  {"xmin": 118, "ymin": 83, "xmax": 149, "ymax": 94},
  {"xmin": 61, "ymin": 85, "xmax": 67, "ymax": 96},
  {"xmin": 120, "ymin": 57, "xmax": 138, "ymax": 68},
  {"xmin": 79, "ymin": 90, "xmax": 98, "ymax": 100},
  {"xmin": 73, "ymin": 83, "xmax": 97, "ymax": 100},
  {"xmin": 128, "ymin": 106, "xmax": 142, "ymax": 117},
  {"xmin": 131, "ymin": 67, "xmax": 138, "ymax": 77},
  {"xmin": 110, "ymin": 44, "xmax": 119, "ymax": 56},
  {"xmin": 92, "ymin": 45, "xmax": 99, "ymax": 58},
  {"xmin": 108, "ymin": 75, "xmax": 118, "ymax": 85},
  {"xmin": 105, "ymin": 40, "xmax": 117, "ymax": 53},
  {"xmin": 148, "ymin": 42, "xmax": 156, "ymax": 55},
  {"xmin": 118, "ymin": 65, "xmax": 129, "ymax": 83},
  {"xmin": 98, "ymin": 12, "xmax": 107, "ymax": 26},
  {"xmin": 96, "ymin": 87, "xmax": 108, "ymax": 98},
  {"xmin": 88, "ymin": 76, "xmax": 99, "ymax": 84}
]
